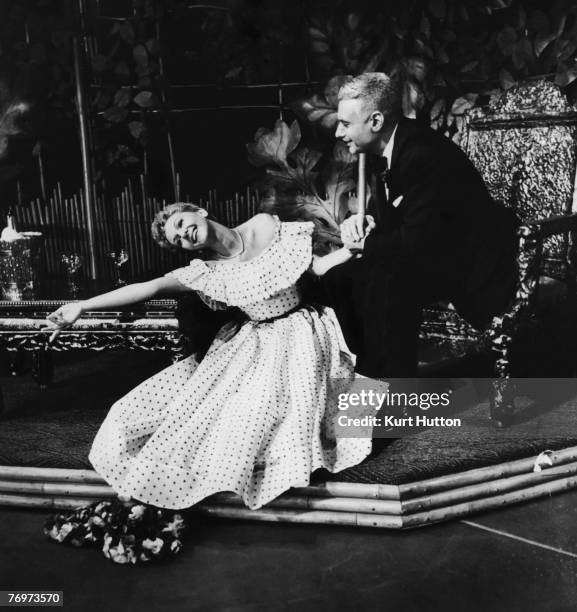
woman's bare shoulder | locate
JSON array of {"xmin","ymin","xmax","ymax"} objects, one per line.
[{"xmin": 241, "ymin": 213, "xmax": 277, "ymax": 235}]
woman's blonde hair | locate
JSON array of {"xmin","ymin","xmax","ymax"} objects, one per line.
[{"xmin": 151, "ymin": 202, "xmax": 205, "ymax": 250}]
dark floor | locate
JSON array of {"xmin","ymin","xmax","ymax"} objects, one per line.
[
  {"xmin": 1, "ymin": 351, "xmax": 577, "ymax": 611},
  {"xmin": 2, "ymin": 490, "xmax": 577, "ymax": 612}
]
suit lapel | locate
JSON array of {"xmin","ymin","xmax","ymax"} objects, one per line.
[{"xmin": 388, "ymin": 117, "xmax": 420, "ymax": 202}]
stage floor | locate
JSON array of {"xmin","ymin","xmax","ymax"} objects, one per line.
[{"xmin": 1, "ymin": 350, "xmax": 577, "ymax": 528}]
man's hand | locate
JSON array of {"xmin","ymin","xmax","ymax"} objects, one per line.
[
  {"xmin": 41, "ymin": 302, "xmax": 84, "ymax": 343},
  {"xmin": 340, "ymin": 214, "xmax": 376, "ymax": 251}
]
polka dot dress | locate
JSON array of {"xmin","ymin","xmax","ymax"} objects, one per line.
[{"xmin": 88, "ymin": 217, "xmax": 372, "ymax": 510}]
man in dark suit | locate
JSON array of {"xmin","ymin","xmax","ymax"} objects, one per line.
[{"xmin": 322, "ymin": 73, "xmax": 518, "ymax": 378}]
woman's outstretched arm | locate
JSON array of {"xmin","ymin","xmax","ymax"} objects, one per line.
[
  {"xmin": 79, "ymin": 276, "xmax": 190, "ymax": 310},
  {"xmin": 308, "ymin": 247, "xmax": 357, "ymax": 276},
  {"xmin": 43, "ymin": 276, "xmax": 191, "ymax": 341}
]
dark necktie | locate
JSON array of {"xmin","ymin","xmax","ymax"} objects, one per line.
[{"xmin": 372, "ymin": 156, "xmax": 391, "ymax": 204}]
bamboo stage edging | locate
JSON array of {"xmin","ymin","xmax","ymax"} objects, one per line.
[
  {"xmin": 401, "ymin": 473, "xmax": 577, "ymax": 529},
  {"xmin": 402, "ymin": 460, "xmax": 577, "ymax": 514},
  {"xmin": 3, "ymin": 459, "xmax": 577, "ymax": 519},
  {"xmin": 0, "ymin": 466, "xmax": 105, "ymax": 484},
  {"xmin": 0, "ymin": 493, "xmax": 104, "ymax": 510},
  {"xmin": 397, "ymin": 446, "xmax": 577, "ymax": 499},
  {"xmin": 1, "ymin": 469, "xmax": 577, "ymax": 529},
  {"xmin": 3, "ymin": 445, "xmax": 577, "ymax": 502},
  {"xmin": 207, "ymin": 492, "xmax": 402, "ymax": 515},
  {"xmin": 0, "ymin": 480, "xmax": 115, "ymax": 498},
  {"xmin": 194, "ymin": 473, "xmax": 577, "ymax": 529},
  {"xmin": 193, "ymin": 504, "xmax": 405, "ymax": 529}
]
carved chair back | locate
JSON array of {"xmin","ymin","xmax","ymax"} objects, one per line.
[{"xmin": 460, "ymin": 80, "xmax": 577, "ymax": 280}]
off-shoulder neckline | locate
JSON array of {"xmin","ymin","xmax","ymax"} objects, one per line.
[{"xmin": 200, "ymin": 214, "xmax": 285, "ymax": 269}]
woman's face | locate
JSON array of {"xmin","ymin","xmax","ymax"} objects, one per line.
[{"xmin": 163, "ymin": 210, "xmax": 209, "ymax": 251}]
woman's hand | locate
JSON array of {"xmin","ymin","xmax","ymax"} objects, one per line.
[{"xmin": 42, "ymin": 302, "xmax": 84, "ymax": 343}]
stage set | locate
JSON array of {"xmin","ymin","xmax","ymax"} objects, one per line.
[{"xmin": 2, "ymin": 0, "xmax": 577, "ymax": 534}]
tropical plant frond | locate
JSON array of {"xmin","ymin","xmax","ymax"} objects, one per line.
[{"xmin": 246, "ymin": 119, "xmax": 301, "ymax": 168}]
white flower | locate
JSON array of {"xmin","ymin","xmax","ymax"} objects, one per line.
[
  {"xmin": 170, "ymin": 540, "xmax": 182, "ymax": 554},
  {"xmin": 89, "ymin": 516, "xmax": 105, "ymax": 528},
  {"xmin": 128, "ymin": 505, "xmax": 146, "ymax": 520},
  {"xmin": 103, "ymin": 539, "xmax": 132, "ymax": 565},
  {"xmin": 162, "ymin": 515, "xmax": 185, "ymax": 537},
  {"xmin": 56, "ymin": 523, "xmax": 74, "ymax": 543},
  {"xmin": 141, "ymin": 538, "xmax": 164, "ymax": 555}
]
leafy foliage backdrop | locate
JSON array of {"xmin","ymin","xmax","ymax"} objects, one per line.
[{"xmin": 1, "ymin": 0, "xmax": 577, "ymax": 215}]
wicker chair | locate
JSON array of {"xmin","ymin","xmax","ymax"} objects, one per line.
[{"xmin": 419, "ymin": 79, "xmax": 577, "ymax": 426}]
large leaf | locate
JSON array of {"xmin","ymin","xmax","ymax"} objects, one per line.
[
  {"xmin": 287, "ymin": 147, "xmax": 322, "ymax": 200},
  {"xmin": 512, "ymin": 37, "xmax": 533, "ymax": 69},
  {"xmin": 259, "ymin": 190, "xmax": 341, "ymax": 247},
  {"xmin": 0, "ymin": 102, "xmax": 30, "ymax": 159},
  {"xmin": 133, "ymin": 91, "xmax": 159, "ymax": 109},
  {"xmin": 246, "ymin": 119, "xmax": 301, "ymax": 168},
  {"xmin": 293, "ymin": 93, "xmax": 338, "ymax": 130},
  {"xmin": 554, "ymin": 61, "xmax": 577, "ymax": 87},
  {"xmin": 322, "ymin": 141, "xmax": 355, "ymax": 222},
  {"xmin": 498, "ymin": 68, "xmax": 516, "ymax": 90},
  {"xmin": 290, "ymin": 147, "xmax": 322, "ymax": 173},
  {"xmin": 133, "ymin": 45, "xmax": 148, "ymax": 67},
  {"xmin": 102, "ymin": 106, "xmax": 128, "ymax": 123},
  {"xmin": 128, "ymin": 120, "xmax": 147, "ymax": 142},
  {"xmin": 114, "ymin": 87, "xmax": 132, "ymax": 108},
  {"xmin": 450, "ymin": 94, "xmax": 478, "ymax": 115},
  {"xmin": 497, "ymin": 26, "xmax": 517, "ymax": 56},
  {"xmin": 292, "ymin": 76, "xmax": 350, "ymax": 132}
]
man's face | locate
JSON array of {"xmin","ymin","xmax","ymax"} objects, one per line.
[{"xmin": 335, "ymin": 98, "xmax": 380, "ymax": 155}]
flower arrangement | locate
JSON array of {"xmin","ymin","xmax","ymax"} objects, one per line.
[{"xmin": 44, "ymin": 499, "xmax": 186, "ymax": 565}]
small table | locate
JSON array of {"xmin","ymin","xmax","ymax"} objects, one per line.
[{"xmin": 0, "ymin": 291, "xmax": 185, "ymax": 414}]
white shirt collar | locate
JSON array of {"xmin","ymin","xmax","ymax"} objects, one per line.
[{"xmin": 382, "ymin": 123, "xmax": 398, "ymax": 167}]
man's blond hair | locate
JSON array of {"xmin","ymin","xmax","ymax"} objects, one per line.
[{"xmin": 338, "ymin": 73, "xmax": 402, "ymax": 127}]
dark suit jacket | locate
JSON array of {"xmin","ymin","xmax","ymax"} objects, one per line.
[{"xmin": 361, "ymin": 117, "xmax": 519, "ymax": 328}]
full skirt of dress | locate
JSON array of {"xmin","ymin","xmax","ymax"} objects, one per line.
[{"xmin": 88, "ymin": 306, "xmax": 372, "ymax": 510}]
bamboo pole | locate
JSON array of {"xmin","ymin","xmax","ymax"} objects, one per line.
[
  {"xmin": 0, "ymin": 466, "xmax": 105, "ymax": 483},
  {"xmin": 72, "ymin": 29, "xmax": 97, "ymax": 279},
  {"xmin": 155, "ymin": 19, "xmax": 178, "ymax": 201},
  {"xmin": 76, "ymin": 190, "xmax": 88, "ymax": 274},
  {"xmin": 194, "ymin": 504, "xmax": 404, "ymax": 529},
  {"xmin": 402, "ymin": 474, "xmax": 577, "ymax": 529},
  {"xmin": 209, "ymin": 492, "xmax": 401, "ymax": 514},
  {"xmin": 357, "ymin": 153, "xmax": 366, "ymax": 233},
  {"xmin": 44, "ymin": 192, "xmax": 57, "ymax": 275},
  {"xmin": 402, "ymin": 460, "xmax": 577, "ymax": 514},
  {"xmin": 3, "ymin": 460, "xmax": 572, "ymax": 517},
  {"xmin": 0, "ymin": 493, "xmax": 103, "ymax": 510},
  {"xmin": 3, "ymin": 446, "xmax": 577, "ymax": 505},
  {"xmin": 37, "ymin": 143, "xmax": 47, "ymax": 203},
  {"xmin": 292, "ymin": 482, "xmax": 400, "ymax": 500},
  {"xmin": 0, "ymin": 480, "xmax": 114, "ymax": 498},
  {"xmin": 398, "ymin": 446, "xmax": 577, "ymax": 499}
]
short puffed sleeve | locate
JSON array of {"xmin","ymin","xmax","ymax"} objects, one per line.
[
  {"xmin": 165, "ymin": 259, "xmax": 228, "ymax": 310},
  {"xmin": 164, "ymin": 216, "xmax": 314, "ymax": 307}
]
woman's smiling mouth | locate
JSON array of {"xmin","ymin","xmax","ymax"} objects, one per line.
[{"xmin": 186, "ymin": 225, "xmax": 198, "ymax": 243}]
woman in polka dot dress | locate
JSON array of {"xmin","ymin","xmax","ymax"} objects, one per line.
[{"xmin": 45, "ymin": 203, "xmax": 373, "ymax": 512}]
